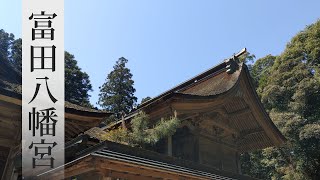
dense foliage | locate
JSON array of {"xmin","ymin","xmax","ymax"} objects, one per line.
[
  {"xmin": 241, "ymin": 20, "xmax": 320, "ymax": 180},
  {"xmin": 102, "ymin": 111, "xmax": 180, "ymax": 148},
  {"xmin": 98, "ymin": 57, "xmax": 137, "ymax": 118}
]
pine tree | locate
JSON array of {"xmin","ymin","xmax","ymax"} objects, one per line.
[
  {"xmin": 101, "ymin": 111, "xmax": 180, "ymax": 148},
  {"xmin": 0, "ymin": 29, "xmax": 14, "ymax": 62},
  {"xmin": 65, "ymin": 51, "xmax": 93, "ymax": 107},
  {"xmin": 0, "ymin": 30, "xmax": 22, "ymax": 71},
  {"xmin": 11, "ymin": 38, "xmax": 22, "ymax": 71},
  {"xmin": 98, "ymin": 57, "xmax": 137, "ymax": 118}
]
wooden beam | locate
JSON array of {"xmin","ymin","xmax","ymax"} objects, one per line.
[
  {"xmin": 0, "ymin": 112, "xmax": 20, "ymax": 121},
  {"xmin": 0, "ymin": 117, "xmax": 20, "ymax": 127},
  {"xmin": 0, "ymin": 126, "xmax": 16, "ymax": 135},
  {"xmin": 66, "ymin": 118, "xmax": 98, "ymax": 127},
  {"xmin": 176, "ymin": 113, "xmax": 199, "ymax": 121},
  {"xmin": 200, "ymin": 114, "xmax": 239, "ymax": 136},
  {"xmin": 212, "ymin": 118, "xmax": 239, "ymax": 136},
  {"xmin": 103, "ymin": 170, "xmax": 155, "ymax": 180},
  {"xmin": 64, "ymin": 167, "xmax": 95, "ymax": 179},
  {"xmin": 0, "ymin": 122, "xmax": 18, "ymax": 135},
  {"xmin": 0, "ymin": 94, "xmax": 21, "ymax": 106},
  {"xmin": 39, "ymin": 157, "xmax": 95, "ymax": 179},
  {"xmin": 199, "ymin": 132, "xmax": 238, "ymax": 150},
  {"xmin": 171, "ymin": 102, "xmax": 225, "ymax": 115},
  {"xmin": 0, "ymin": 101, "xmax": 21, "ymax": 112},
  {"xmin": 47, "ymin": 166, "xmax": 95, "ymax": 180},
  {"xmin": 100, "ymin": 159, "xmax": 208, "ymax": 180},
  {"xmin": 0, "ymin": 108, "xmax": 20, "ymax": 120},
  {"xmin": 65, "ymin": 113, "xmax": 102, "ymax": 122},
  {"xmin": 100, "ymin": 161, "xmax": 179, "ymax": 179},
  {"xmin": 0, "ymin": 137, "xmax": 18, "ymax": 148}
]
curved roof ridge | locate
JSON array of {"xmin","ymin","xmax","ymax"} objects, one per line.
[
  {"xmin": 240, "ymin": 65, "xmax": 286, "ymax": 145},
  {"xmin": 138, "ymin": 49, "xmax": 247, "ymax": 109}
]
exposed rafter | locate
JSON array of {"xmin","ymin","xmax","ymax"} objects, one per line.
[{"xmin": 228, "ymin": 107, "xmax": 251, "ymax": 118}]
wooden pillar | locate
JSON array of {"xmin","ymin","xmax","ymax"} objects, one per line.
[
  {"xmin": 167, "ymin": 135, "xmax": 172, "ymax": 156},
  {"xmin": 236, "ymin": 152, "xmax": 242, "ymax": 174}
]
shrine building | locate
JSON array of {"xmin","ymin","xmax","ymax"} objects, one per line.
[{"xmin": 0, "ymin": 49, "xmax": 285, "ymax": 180}]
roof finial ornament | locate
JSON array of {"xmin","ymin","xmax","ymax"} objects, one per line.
[{"xmin": 225, "ymin": 48, "xmax": 247, "ymax": 74}]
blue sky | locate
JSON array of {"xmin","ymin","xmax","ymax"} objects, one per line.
[{"xmin": 1, "ymin": 0, "xmax": 320, "ymax": 107}]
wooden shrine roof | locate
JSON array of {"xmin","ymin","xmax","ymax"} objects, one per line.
[
  {"xmin": 108, "ymin": 50, "xmax": 246, "ymax": 128},
  {"xmin": 107, "ymin": 49, "xmax": 285, "ymax": 152}
]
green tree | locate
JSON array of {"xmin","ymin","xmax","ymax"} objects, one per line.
[
  {"xmin": 0, "ymin": 29, "xmax": 94, "ymax": 107},
  {"xmin": 65, "ymin": 51, "xmax": 93, "ymax": 107},
  {"xmin": 238, "ymin": 51, "xmax": 256, "ymax": 75},
  {"xmin": 6, "ymin": 44, "xmax": 93, "ymax": 107},
  {"xmin": 238, "ymin": 51, "xmax": 256, "ymax": 64},
  {"xmin": 0, "ymin": 29, "xmax": 14, "ymax": 62},
  {"xmin": 0, "ymin": 29, "xmax": 21, "ymax": 71},
  {"xmin": 102, "ymin": 111, "xmax": 180, "ymax": 148},
  {"xmin": 242, "ymin": 20, "xmax": 320, "ymax": 180},
  {"xmin": 240, "ymin": 151, "xmax": 274, "ymax": 179},
  {"xmin": 140, "ymin": 96, "xmax": 152, "ymax": 104},
  {"xmin": 251, "ymin": 54, "xmax": 276, "ymax": 93},
  {"xmin": 0, "ymin": 29, "xmax": 21, "ymax": 86},
  {"xmin": 98, "ymin": 57, "xmax": 137, "ymax": 118},
  {"xmin": 11, "ymin": 38, "xmax": 22, "ymax": 71}
]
